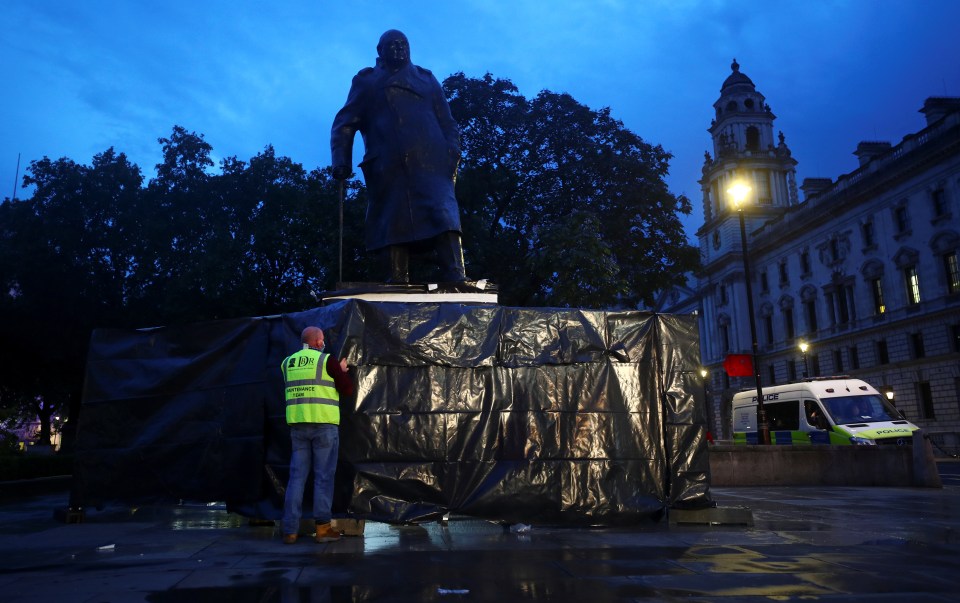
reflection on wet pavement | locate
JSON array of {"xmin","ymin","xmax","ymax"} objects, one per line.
[{"xmin": 3, "ymin": 476, "xmax": 960, "ymax": 601}]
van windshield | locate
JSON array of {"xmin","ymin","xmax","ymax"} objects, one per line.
[{"xmin": 822, "ymin": 394, "xmax": 902, "ymax": 425}]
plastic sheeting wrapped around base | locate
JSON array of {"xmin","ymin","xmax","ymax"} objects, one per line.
[{"xmin": 74, "ymin": 300, "xmax": 712, "ymax": 525}]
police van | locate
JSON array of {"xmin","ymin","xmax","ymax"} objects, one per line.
[{"xmin": 731, "ymin": 377, "xmax": 918, "ymax": 445}]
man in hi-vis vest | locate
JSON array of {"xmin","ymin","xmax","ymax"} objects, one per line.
[{"xmin": 280, "ymin": 326, "xmax": 354, "ymax": 544}]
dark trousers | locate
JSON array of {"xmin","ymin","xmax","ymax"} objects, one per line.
[{"xmin": 384, "ymin": 231, "xmax": 466, "ymax": 283}]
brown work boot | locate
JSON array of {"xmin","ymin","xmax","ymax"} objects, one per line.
[
  {"xmin": 282, "ymin": 533, "xmax": 298, "ymax": 544},
  {"xmin": 315, "ymin": 522, "xmax": 341, "ymax": 543}
]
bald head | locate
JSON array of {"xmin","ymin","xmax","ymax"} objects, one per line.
[
  {"xmin": 300, "ymin": 326, "xmax": 324, "ymax": 349},
  {"xmin": 377, "ymin": 29, "xmax": 409, "ymax": 70}
]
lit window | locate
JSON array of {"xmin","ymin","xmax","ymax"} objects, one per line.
[
  {"xmin": 904, "ymin": 266, "xmax": 921, "ymax": 305},
  {"xmin": 945, "ymin": 252, "xmax": 960, "ymax": 295},
  {"xmin": 870, "ymin": 278, "xmax": 885, "ymax": 315}
]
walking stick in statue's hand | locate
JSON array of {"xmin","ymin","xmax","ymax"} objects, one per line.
[{"xmin": 338, "ymin": 179, "xmax": 344, "ymax": 285}]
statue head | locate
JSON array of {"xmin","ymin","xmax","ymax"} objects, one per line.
[{"xmin": 377, "ymin": 30, "xmax": 410, "ymax": 70}]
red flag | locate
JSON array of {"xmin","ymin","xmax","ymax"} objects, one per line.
[{"xmin": 723, "ymin": 353, "xmax": 754, "ymax": 377}]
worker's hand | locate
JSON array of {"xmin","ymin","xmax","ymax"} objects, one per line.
[
  {"xmin": 332, "ymin": 165, "xmax": 351, "ymax": 180},
  {"xmin": 340, "ymin": 358, "xmax": 349, "ymax": 372}
]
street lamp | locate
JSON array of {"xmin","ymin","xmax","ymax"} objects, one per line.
[
  {"xmin": 798, "ymin": 341, "xmax": 809, "ymax": 379},
  {"xmin": 699, "ymin": 368, "xmax": 712, "ymax": 438},
  {"xmin": 728, "ymin": 179, "xmax": 770, "ymax": 445}
]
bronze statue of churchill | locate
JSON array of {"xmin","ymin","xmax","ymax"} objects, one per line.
[{"xmin": 331, "ymin": 30, "xmax": 466, "ymax": 283}]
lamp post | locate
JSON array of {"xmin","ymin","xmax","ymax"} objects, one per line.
[
  {"xmin": 728, "ymin": 180, "xmax": 770, "ymax": 445},
  {"xmin": 798, "ymin": 341, "xmax": 809, "ymax": 379},
  {"xmin": 700, "ymin": 368, "xmax": 713, "ymax": 439}
]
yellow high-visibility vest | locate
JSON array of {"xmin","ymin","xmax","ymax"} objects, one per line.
[{"xmin": 281, "ymin": 347, "xmax": 340, "ymax": 425}]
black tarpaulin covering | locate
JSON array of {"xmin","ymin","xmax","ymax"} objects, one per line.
[{"xmin": 74, "ymin": 301, "xmax": 711, "ymax": 525}]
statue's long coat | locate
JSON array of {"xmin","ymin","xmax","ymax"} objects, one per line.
[{"xmin": 331, "ymin": 61, "xmax": 462, "ymax": 251}]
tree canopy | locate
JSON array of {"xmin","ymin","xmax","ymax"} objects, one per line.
[
  {"xmin": 0, "ymin": 73, "xmax": 698, "ymax": 448},
  {"xmin": 0, "ymin": 128, "xmax": 371, "ymax": 448},
  {"xmin": 445, "ymin": 72, "xmax": 698, "ymax": 307}
]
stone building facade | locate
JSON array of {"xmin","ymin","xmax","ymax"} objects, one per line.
[{"xmin": 693, "ymin": 61, "xmax": 960, "ymax": 444}]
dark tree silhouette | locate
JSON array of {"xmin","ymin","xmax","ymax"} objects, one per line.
[{"xmin": 445, "ymin": 72, "xmax": 699, "ymax": 307}]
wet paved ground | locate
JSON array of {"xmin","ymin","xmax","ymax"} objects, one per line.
[{"xmin": 2, "ymin": 464, "xmax": 960, "ymax": 602}]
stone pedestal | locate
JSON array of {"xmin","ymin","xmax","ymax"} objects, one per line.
[{"xmin": 323, "ymin": 280, "xmax": 498, "ymax": 304}]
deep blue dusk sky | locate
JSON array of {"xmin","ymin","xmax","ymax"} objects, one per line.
[{"xmin": 4, "ymin": 1, "xmax": 960, "ymax": 241}]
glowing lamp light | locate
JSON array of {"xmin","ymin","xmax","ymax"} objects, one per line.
[{"xmin": 727, "ymin": 181, "xmax": 751, "ymax": 208}]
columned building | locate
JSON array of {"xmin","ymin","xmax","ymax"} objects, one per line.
[{"xmin": 695, "ymin": 61, "xmax": 960, "ymax": 445}]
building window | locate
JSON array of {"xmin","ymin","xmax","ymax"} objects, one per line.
[
  {"xmin": 836, "ymin": 288, "xmax": 850, "ymax": 324},
  {"xmin": 834, "ymin": 349, "xmax": 844, "ymax": 373},
  {"xmin": 783, "ymin": 307, "xmax": 795, "ymax": 339},
  {"xmin": 779, "ymin": 261, "xmax": 789, "ymax": 286},
  {"xmin": 787, "ymin": 360, "xmax": 797, "ymax": 381},
  {"xmin": 918, "ymin": 382, "xmax": 935, "ymax": 419},
  {"xmin": 956, "ymin": 378, "xmax": 960, "ymax": 413},
  {"xmin": 746, "ymin": 127, "xmax": 760, "ymax": 152},
  {"xmin": 945, "ymin": 252, "xmax": 960, "ymax": 295},
  {"xmin": 713, "ymin": 230, "xmax": 721, "ymax": 250},
  {"xmin": 877, "ymin": 339, "xmax": 889, "ymax": 365},
  {"xmin": 760, "ymin": 269, "xmax": 769, "ymax": 293},
  {"xmin": 763, "ymin": 315, "xmax": 774, "ymax": 345},
  {"xmin": 932, "ymin": 188, "xmax": 947, "ymax": 217},
  {"xmin": 862, "ymin": 220, "xmax": 875, "ymax": 247},
  {"xmin": 804, "ymin": 299, "xmax": 818, "ymax": 335},
  {"xmin": 719, "ymin": 324, "xmax": 730, "ymax": 354},
  {"xmin": 904, "ymin": 266, "xmax": 921, "ymax": 305},
  {"xmin": 811, "ymin": 353, "xmax": 820, "ymax": 377},
  {"xmin": 895, "ymin": 205, "xmax": 911, "ymax": 233},
  {"xmin": 870, "ymin": 278, "xmax": 886, "ymax": 315},
  {"xmin": 768, "ymin": 364, "xmax": 776, "ymax": 385},
  {"xmin": 850, "ymin": 345, "xmax": 860, "ymax": 370},
  {"xmin": 719, "ymin": 284, "xmax": 728, "ymax": 305},
  {"xmin": 800, "ymin": 250, "xmax": 811, "ymax": 275},
  {"xmin": 755, "ymin": 170, "xmax": 771, "ymax": 204},
  {"xmin": 912, "ymin": 332, "xmax": 925, "ymax": 359}
]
